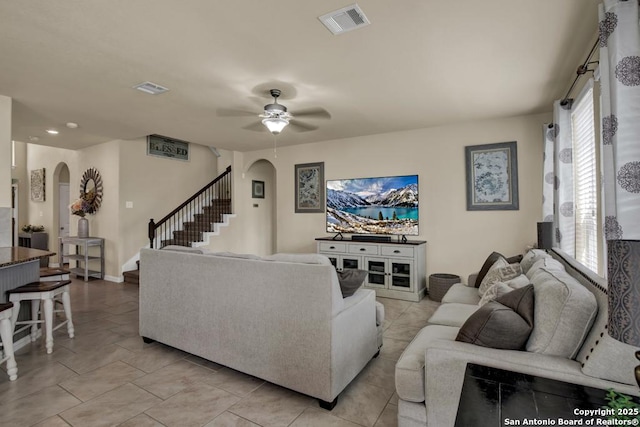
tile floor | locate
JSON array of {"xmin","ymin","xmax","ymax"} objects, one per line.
[{"xmin": 0, "ymin": 278, "xmax": 439, "ymax": 427}]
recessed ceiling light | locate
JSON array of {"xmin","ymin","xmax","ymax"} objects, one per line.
[
  {"xmin": 28, "ymin": 136, "xmax": 39, "ymax": 141},
  {"xmin": 66, "ymin": 122, "xmax": 78, "ymax": 129},
  {"xmin": 46, "ymin": 129, "xmax": 59, "ymax": 135}
]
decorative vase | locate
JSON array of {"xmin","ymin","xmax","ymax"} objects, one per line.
[{"xmin": 78, "ymin": 217, "xmax": 89, "ymax": 238}]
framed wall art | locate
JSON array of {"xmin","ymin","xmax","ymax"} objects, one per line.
[
  {"xmin": 30, "ymin": 168, "xmax": 45, "ymax": 202},
  {"xmin": 252, "ymin": 180, "xmax": 265, "ymax": 199},
  {"xmin": 147, "ymin": 134, "xmax": 190, "ymax": 161},
  {"xmin": 465, "ymin": 141, "xmax": 519, "ymax": 211},
  {"xmin": 295, "ymin": 162, "xmax": 324, "ymax": 213}
]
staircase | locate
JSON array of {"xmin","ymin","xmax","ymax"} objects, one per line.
[
  {"xmin": 148, "ymin": 166, "xmax": 232, "ymax": 249},
  {"xmin": 123, "ymin": 261, "xmax": 139, "ymax": 285}
]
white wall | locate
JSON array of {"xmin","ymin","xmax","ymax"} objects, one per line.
[{"xmin": 235, "ymin": 112, "xmax": 549, "ymax": 281}]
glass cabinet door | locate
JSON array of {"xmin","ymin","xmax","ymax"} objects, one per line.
[
  {"xmin": 365, "ymin": 258, "xmax": 386, "ymax": 288},
  {"xmin": 389, "ymin": 260, "xmax": 413, "ymax": 291}
]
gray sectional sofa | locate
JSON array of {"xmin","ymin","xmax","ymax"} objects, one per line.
[
  {"xmin": 139, "ymin": 248, "xmax": 384, "ymax": 408},
  {"xmin": 396, "ymin": 249, "xmax": 640, "ymax": 427}
]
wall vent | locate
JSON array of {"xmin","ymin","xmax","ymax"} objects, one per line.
[
  {"xmin": 133, "ymin": 81, "xmax": 169, "ymax": 95},
  {"xmin": 319, "ymin": 4, "xmax": 370, "ymax": 35}
]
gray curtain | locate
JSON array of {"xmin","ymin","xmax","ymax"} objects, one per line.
[{"xmin": 599, "ymin": 0, "xmax": 640, "ymax": 242}]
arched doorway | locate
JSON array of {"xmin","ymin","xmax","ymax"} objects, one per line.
[
  {"xmin": 245, "ymin": 159, "xmax": 277, "ymax": 255},
  {"xmin": 53, "ymin": 163, "xmax": 70, "ymax": 263}
]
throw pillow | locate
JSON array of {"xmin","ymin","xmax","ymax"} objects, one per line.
[
  {"xmin": 478, "ymin": 281, "xmax": 513, "ymax": 306},
  {"xmin": 456, "ymin": 284, "xmax": 535, "ymax": 350},
  {"xmin": 506, "ymin": 254, "xmax": 524, "ymax": 264},
  {"xmin": 503, "ymin": 274, "xmax": 530, "ymax": 290},
  {"xmin": 475, "ymin": 252, "xmax": 506, "ymax": 288},
  {"xmin": 478, "ymin": 261, "xmax": 521, "ymax": 296},
  {"xmin": 337, "ymin": 269, "xmax": 368, "ymax": 297}
]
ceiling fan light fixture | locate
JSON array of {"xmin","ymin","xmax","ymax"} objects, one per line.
[{"xmin": 262, "ymin": 117, "xmax": 289, "ymax": 134}]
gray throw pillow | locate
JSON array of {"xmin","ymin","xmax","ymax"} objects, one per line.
[
  {"xmin": 475, "ymin": 252, "xmax": 505, "ymax": 288},
  {"xmin": 337, "ymin": 269, "xmax": 368, "ymax": 297},
  {"xmin": 456, "ymin": 284, "xmax": 535, "ymax": 350}
]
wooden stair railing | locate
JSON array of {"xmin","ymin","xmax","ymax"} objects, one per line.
[{"xmin": 148, "ymin": 166, "xmax": 232, "ymax": 249}]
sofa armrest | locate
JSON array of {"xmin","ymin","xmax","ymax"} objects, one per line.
[{"xmin": 421, "ymin": 339, "xmax": 640, "ymax": 427}]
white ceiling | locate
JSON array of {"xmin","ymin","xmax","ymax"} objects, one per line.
[{"xmin": 1, "ymin": 0, "xmax": 600, "ymax": 152}]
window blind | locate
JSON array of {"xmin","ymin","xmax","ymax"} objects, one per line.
[{"xmin": 571, "ymin": 86, "xmax": 598, "ymax": 272}]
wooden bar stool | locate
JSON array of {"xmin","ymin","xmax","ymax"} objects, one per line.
[
  {"xmin": 8, "ymin": 280, "xmax": 74, "ymax": 354},
  {"xmin": 0, "ymin": 303, "xmax": 17, "ymax": 380},
  {"xmin": 40, "ymin": 267, "xmax": 70, "ymax": 282}
]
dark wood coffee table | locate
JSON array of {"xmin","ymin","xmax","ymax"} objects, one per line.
[{"xmin": 455, "ymin": 363, "xmax": 638, "ymax": 426}]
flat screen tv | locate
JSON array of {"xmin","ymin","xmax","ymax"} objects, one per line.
[{"xmin": 326, "ymin": 174, "xmax": 419, "ymax": 236}]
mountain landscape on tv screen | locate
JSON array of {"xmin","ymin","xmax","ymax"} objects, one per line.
[{"xmin": 326, "ymin": 176, "xmax": 419, "ymax": 235}]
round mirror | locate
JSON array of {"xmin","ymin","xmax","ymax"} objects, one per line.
[{"xmin": 80, "ymin": 167, "xmax": 103, "ymax": 214}]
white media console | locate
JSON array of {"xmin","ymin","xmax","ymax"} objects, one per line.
[{"xmin": 316, "ymin": 237, "xmax": 427, "ymax": 302}]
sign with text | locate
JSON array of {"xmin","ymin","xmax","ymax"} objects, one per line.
[{"xmin": 147, "ymin": 134, "xmax": 190, "ymax": 161}]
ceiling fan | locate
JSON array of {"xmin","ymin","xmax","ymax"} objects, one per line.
[{"xmin": 217, "ymin": 89, "xmax": 331, "ymax": 134}]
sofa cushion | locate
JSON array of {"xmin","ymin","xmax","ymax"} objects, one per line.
[
  {"xmin": 456, "ymin": 285, "xmax": 534, "ymax": 350},
  {"xmin": 265, "ymin": 253, "xmax": 332, "ymax": 265},
  {"xmin": 526, "ymin": 257, "xmax": 565, "ymax": 279},
  {"xmin": 210, "ymin": 251, "xmax": 263, "ymax": 260},
  {"xmin": 427, "ymin": 303, "xmax": 479, "ymax": 327},
  {"xmin": 475, "ymin": 252, "xmax": 506, "ymax": 288},
  {"xmin": 478, "ymin": 281, "xmax": 513, "ymax": 306},
  {"xmin": 161, "ymin": 245, "xmax": 207, "ymax": 254},
  {"xmin": 520, "ymin": 249, "xmax": 552, "ymax": 274},
  {"xmin": 478, "ymin": 261, "xmax": 521, "ymax": 296},
  {"xmin": 337, "ymin": 269, "xmax": 368, "ymax": 297},
  {"xmin": 526, "ymin": 267, "xmax": 597, "ymax": 358},
  {"xmin": 441, "ymin": 283, "xmax": 480, "ymax": 305},
  {"xmin": 395, "ymin": 325, "xmax": 460, "ymax": 402}
]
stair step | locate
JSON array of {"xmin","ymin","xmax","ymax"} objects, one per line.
[
  {"xmin": 123, "ymin": 269, "xmax": 139, "ymax": 285},
  {"xmin": 174, "ymin": 230, "xmax": 203, "ymax": 239},
  {"xmin": 183, "ymin": 222, "xmax": 215, "ymax": 231},
  {"xmin": 161, "ymin": 239, "xmax": 193, "ymax": 247}
]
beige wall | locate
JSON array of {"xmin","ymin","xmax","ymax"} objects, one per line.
[
  {"xmin": 234, "ymin": 112, "xmax": 550, "ymax": 281},
  {"xmin": 24, "ymin": 143, "xmax": 79, "ymax": 257},
  {"xmin": 118, "ymin": 137, "xmax": 219, "ymax": 271},
  {"xmin": 0, "ymin": 96, "xmax": 12, "ymax": 246},
  {"xmin": 23, "ymin": 137, "xmax": 218, "ymax": 279}
]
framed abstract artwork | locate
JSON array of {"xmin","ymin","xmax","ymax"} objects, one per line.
[
  {"xmin": 252, "ymin": 180, "xmax": 265, "ymax": 199},
  {"xmin": 465, "ymin": 141, "xmax": 519, "ymax": 211},
  {"xmin": 295, "ymin": 162, "xmax": 324, "ymax": 213},
  {"xmin": 30, "ymin": 168, "xmax": 45, "ymax": 202}
]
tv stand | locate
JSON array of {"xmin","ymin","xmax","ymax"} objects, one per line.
[{"xmin": 316, "ymin": 237, "xmax": 427, "ymax": 302}]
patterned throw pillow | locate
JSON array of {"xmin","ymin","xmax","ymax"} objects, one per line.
[
  {"xmin": 479, "ymin": 281, "xmax": 513, "ymax": 306},
  {"xmin": 478, "ymin": 262, "xmax": 523, "ymax": 296}
]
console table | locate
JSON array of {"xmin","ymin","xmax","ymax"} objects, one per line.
[
  {"xmin": 316, "ymin": 237, "xmax": 427, "ymax": 301},
  {"xmin": 59, "ymin": 237, "xmax": 104, "ymax": 281},
  {"xmin": 455, "ymin": 363, "xmax": 638, "ymax": 426}
]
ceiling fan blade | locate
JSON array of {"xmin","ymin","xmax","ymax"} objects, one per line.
[
  {"xmin": 289, "ymin": 120, "xmax": 319, "ymax": 132},
  {"xmin": 216, "ymin": 108, "xmax": 257, "ymax": 117},
  {"xmin": 242, "ymin": 121, "xmax": 268, "ymax": 132},
  {"xmin": 293, "ymin": 107, "xmax": 331, "ymax": 120}
]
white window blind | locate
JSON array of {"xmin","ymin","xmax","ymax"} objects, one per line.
[{"xmin": 571, "ymin": 85, "xmax": 598, "ymax": 272}]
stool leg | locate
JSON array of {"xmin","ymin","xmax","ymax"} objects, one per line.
[
  {"xmin": 30, "ymin": 299, "xmax": 40, "ymax": 341},
  {"xmin": 0, "ymin": 317, "xmax": 17, "ymax": 381},
  {"xmin": 9, "ymin": 299, "xmax": 20, "ymax": 332},
  {"xmin": 61, "ymin": 289, "xmax": 74, "ymax": 338},
  {"xmin": 43, "ymin": 298, "xmax": 54, "ymax": 354}
]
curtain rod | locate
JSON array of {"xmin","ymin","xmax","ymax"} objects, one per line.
[{"xmin": 560, "ymin": 38, "xmax": 599, "ymax": 109}]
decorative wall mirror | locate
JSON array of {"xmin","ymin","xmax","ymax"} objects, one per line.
[{"xmin": 80, "ymin": 167, "xmax": 103, "ymax": 214}]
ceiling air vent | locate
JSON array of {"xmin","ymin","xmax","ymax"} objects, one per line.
[
  {"xmin": 319, "ymin": 4, "xmax": 370, "ymax": 35},
  {"xmin": 133, "ymin": 81, "xmax": 169, "ymax": 95}
]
